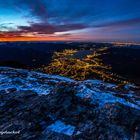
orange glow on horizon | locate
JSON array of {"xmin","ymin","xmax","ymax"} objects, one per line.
[
  {"xmin": 0, "ymin": 34, "xmax": 95, "ymax": 42},
  {"xmin": 0, "ymin": 37, "xmax": 67, "ymax": 42}
]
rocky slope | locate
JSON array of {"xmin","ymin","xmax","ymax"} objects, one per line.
[{"xmin": 0, "ymin": 67, "xmax": 140, "ymax": 140}]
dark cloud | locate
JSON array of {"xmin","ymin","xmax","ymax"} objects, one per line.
[
  {"xmin": 0, "ymin": 22, "xmax": 87, "ymax": 38},
  {"xmin": 9, "ymin": 0, "xmax": 87, "ymax": 36},
  {"xmin": 0, "ymin": 31, "xmax": 22, "ymax": 37},
  {"xmin": 18, "ymin": 0, "xmax": 48, "ymax": 21},
  {"xmin": 18, "ymin": 22, "xmax": 87, "ymax": 34}
]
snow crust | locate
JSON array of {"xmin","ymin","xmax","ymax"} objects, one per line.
[
  {"xmin": 47, "ymin": 120, "xmax": 79, "ymax": 136},
  {"xmin": 0, "ymin": 67, "xmax": 140, "ymax": 110}
]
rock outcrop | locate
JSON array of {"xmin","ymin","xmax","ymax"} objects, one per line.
[{"xmin": 0, "ymin": 67, "xmax": 140, "ymax": 140}]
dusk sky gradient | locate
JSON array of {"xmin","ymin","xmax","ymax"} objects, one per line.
[{"xmin": 0, "ymin": 0, "xmax": 140, "ymax": 42}]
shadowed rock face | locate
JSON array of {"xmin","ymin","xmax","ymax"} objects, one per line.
[{"xmin": 0, "ymin": 67, "xmax": 140, "ymax": 140}]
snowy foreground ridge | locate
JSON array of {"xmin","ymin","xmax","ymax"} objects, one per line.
[
  {"xmin": 0, "ymin": 67, "xmax": 139, "ymax": 110},
  {"xmin": 0, "ymin": 67, "xmax": 140, "ymax": 140}
]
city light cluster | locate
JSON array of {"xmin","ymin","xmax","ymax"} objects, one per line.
[{"xmin": 40, "ymin": 48, "xmax": 128, "ymax": 84}]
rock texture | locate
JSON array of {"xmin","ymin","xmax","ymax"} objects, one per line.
[{"xmin": 0, "ymin": 67, "xmax": 140, "ymax": 140}]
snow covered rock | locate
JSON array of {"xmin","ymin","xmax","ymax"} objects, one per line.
[{"xmin": 0, "ymin": 67, "xmax": 140, "ymax": 140}]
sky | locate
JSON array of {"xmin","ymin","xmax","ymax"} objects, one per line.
[{"xmin": 0, "ymin": 0, "xmax": 140, "ymax": 42}]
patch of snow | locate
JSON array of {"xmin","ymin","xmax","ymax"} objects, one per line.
[
  {"xmin": 48, "ymin": 115, "xmax": 56, "ymax": 120},
  {"xmin": 83, "ymin": 80, "xmax": 116, "ymax": 90},
  {"xmin": 0, "ymin": 102, "xmax": 5, "ymax": 107},
  {"xmin": 47, "ymin": 75, "xmax": 75, "ymax": 82},
  {"xmin": 47, "ymin": 120, "xmax": 80, "ymax": 136},
  {"xmin": 105, "ymin": 83, "xmax": 116, "ymax": 88},
  {"xmin": 136, "ymin": 100, "xmax": 140, "ymax": 105},
  {"xmin": 84, "ymin": 80, "xmax": 102, "ymax": 85},
  {"xmin": 0, "ymin": 67, "xmax": 74, "ymax": 95},
  {"xmin": 124, "ymin": 84, "xmax": 137, "ymax": 90},
  {"xmin": 76, "ymin": 85, "xmax": 140, "ymax": 110}
]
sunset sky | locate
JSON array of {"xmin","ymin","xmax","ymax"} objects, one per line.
[{"xmin": 0, "ymin": 0, "xmax": 140, "ymax": 42}]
